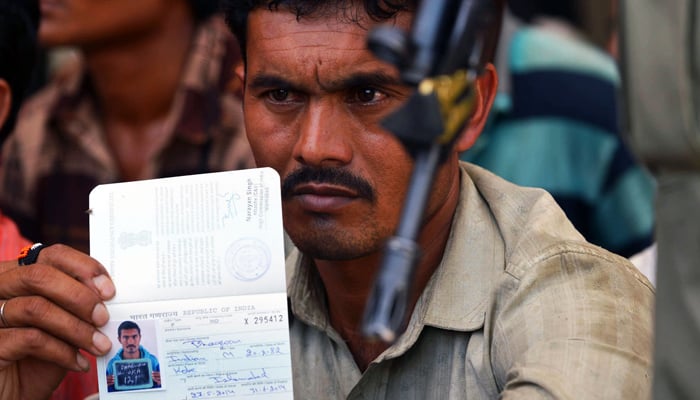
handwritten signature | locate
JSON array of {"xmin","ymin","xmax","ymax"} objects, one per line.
[
  {"xmin": 218, "ymin": 192, "xmax": 240, "ymax": 223},
  {"xmin": 209, "ymin": 368, "xmax": 269, "ymax": 384},
  {"xmin": 182, "ymin": 338, "xmax": 242, "ymax": 350}
]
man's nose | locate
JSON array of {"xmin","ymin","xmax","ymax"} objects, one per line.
[{"xmin": 293, "ymin": 99, "xmax": 353, "ymax": 167}]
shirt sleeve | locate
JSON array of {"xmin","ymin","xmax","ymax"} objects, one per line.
[{"xmin": 490, "ymin": 244, "xmax": 654, "ymax": 399}]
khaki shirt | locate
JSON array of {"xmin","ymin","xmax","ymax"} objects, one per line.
[{"xmin": 286, "ymin": 162, "xmax": 654, "ymax": 399}]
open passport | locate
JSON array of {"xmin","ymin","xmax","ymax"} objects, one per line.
[{"xmin": 89, "ymin": 168, "xmax": 293, "ymax": 399}]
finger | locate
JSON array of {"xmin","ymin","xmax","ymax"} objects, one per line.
[
  {"xmin": 35, "ymin": 244, "xmax": 115, "ymax": 300},
  {"xmin": 0, "ymin": 265, "xmax": 109, "ymax": 327},
  {"xmin": 0, "ymin": 259, "xmax": 17, "ymax": 275},
  {"xmin": 0, "ymin": 296, "xmax": 112, "ymax": 356},
  {"xmin": 0, "ymin": 327, "xmax": 91, "ymax": 372},
  {"xmin": 11, "ymin": 357, "xmax": 70, "ymax": 400},
  {"xmin": 0, "ymin": 244, "xmax": 116, "ymax": 301}
]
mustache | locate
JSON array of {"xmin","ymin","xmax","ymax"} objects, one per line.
[{"xmin": 281, "ymin": 166, "xmax": 375, "ymax": 201}]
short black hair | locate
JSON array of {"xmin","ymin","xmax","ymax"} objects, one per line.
[
  {"xmin": 222, "ymin": 0, "xmax": 504, "ymax": 65},
  {"xmin": 0, "ymin": 0, "xmax": 38, "ymax": 144},
  {"xmin": 188, "ymin": 0, "xmax": 222, "ymax": 21},
  {"xmin": 507, "ymin": 0, "xmax": 581, "ymax": 27},
  {"xmin": 221, "ymin": 0, "xmax": 417, "ymax": 60},
  {"xmin": 117, "ymin": 321, "xmax": 142, "ymax": 337}
]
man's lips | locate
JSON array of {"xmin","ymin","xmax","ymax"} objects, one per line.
[{"xmin": 289, "ymin": 183, "xmax": 360, "ymax": 212}]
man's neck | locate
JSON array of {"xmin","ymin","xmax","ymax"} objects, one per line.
[
  {"xmin": 79, "ymin": 8, "xmax": 196, "ymax": 181},
  {"xmin": 83, "ymin": 18, "xmax": 195, "ymax": 128},
  {"xmin": 314, "ymin": 164, "xmax": 461, "ymax": 371},
  {"xmin": 122, "ymin": 348, "xmax": 141, "ymax": 360}
]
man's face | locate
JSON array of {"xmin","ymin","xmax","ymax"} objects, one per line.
[
  {"xmin": 118, "ymin": 328, "xmax": 141, "ymax": 358},
  {"xmin": 241, "ymin": 8, "xmax": 459, "ymax": 261},
  {"xmin": 38, "ymin": 0, "xmax": 177, "ymax": 48}
]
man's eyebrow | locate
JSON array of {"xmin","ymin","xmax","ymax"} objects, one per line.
[
  {"xmin": 321, "ymin": 72, "xmax": 404, "ymax": 92},
  {"xmin": 247, "ymin": 72, "xmax": 403, "ymax": 93},
  {"xmin": 248, "ymin": 74, "xmax": 305, "ymax": 92}
]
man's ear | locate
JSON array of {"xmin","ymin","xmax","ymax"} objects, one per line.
[
  {"xmin": 454, "ymin": 63, "xmax": 498, "ymax": 152},
  {"xmin": 0, "ymin": 79, "xmax": 11, "ymax": 129},
  {"xmin": 234, "ymin": 63, "xmax": 245, "ymax": 94}
]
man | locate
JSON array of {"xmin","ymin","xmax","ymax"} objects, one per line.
[
  {"xmin": 0, "ymin": 1, "xmax": 242, "ymax": 398},
  {"xmin": 105, "ymin": 321, "xmax": 161, "ymax": 392},
  {"xmin": 223, "ymin": 0, "xmax": 653, "ymax": 397},
  {"xmin": 0, "ymin": 0, "xmax": 255, "ymax": 254},
  {"xmin": 0, "ymin": 0, "xmax": 654, "ymax": 399},
  {"xmin": 618, "ymin": 0, "xmax": 700, "ymax": 397},
  {"xmin": 0, "ymin": 0, "xmax": 36, "ymax": 260},
  {"xmin": 0, "ymin": 2, "xmax": 254, "ymax": 398}
]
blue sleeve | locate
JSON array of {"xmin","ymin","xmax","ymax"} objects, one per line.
[{"xmin": 150, "ymin": 354, "xmax": 160, "ymax": 372}]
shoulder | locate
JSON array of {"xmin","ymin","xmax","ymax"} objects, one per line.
[
  {"xmin": 510, "ymin": 26, "xmax": 619, "ymax": 83},
  {"xmin": 461, "ymin": 161, "xmax": 584, "ymax": 248},
  {"xmin": 487, "ymin": 239, "xmax": 654, "ymax": 397},
  {"xmin": 0, "ymin": 59, "xmax": 86, "ymax": 204},
  {"xmin": 143, "ymin": 347, "xmax": 160, "ymax": 366},
  {"xmin": 105, "ymin": 352, "xmax": 121, "ymax": 371},
  {"xmin": 460, "ymin": 161, "xmax": 653, "ymax": 295},
  {"xmin": 8, "ymin": 56, "xmax": 85, "ymax": 144},
  {"xmin": 462, "ymin": 162, "xmax": 648, "ymax": 274}
]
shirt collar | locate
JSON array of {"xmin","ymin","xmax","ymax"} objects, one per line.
[
  {"xmin": 286, "ymin": 163, "xmax": 504, "ymax": 336},
  {"xmin": 418, "ymin": 163, "xmax": 504, "ymax": 331}
]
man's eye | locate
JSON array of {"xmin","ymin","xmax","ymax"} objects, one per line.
[
  {"xmin": 268, "ymin": 89, "xmax": 289, "ymax": 102},
  {"xmin": 353, "ymin": 88, "xmax": 385, "ymax": 103}
]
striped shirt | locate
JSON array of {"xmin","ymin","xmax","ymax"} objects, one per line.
[
  {"xmin": 0, "ymin": 16, "xmax": 255, "ymax": 255},
  {"xmin": 0, "ymin": 16, "xmax": 255, "ymax": 400},
  {"xmin": 461, "ymin": 26, "xmax": 656, "ymax": 258}
]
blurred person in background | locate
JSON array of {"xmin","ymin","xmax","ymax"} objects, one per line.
[
  {"xmin": 0, "ymin": 0, "xmax": 255, "ymax": 256},
  {"xmin": 0, "ymin": 0, "xmax": 38, "ymax": 260},
  {"xmin": 0, "ymin": 1, "xmax": 255, "ymax": 398},
  {"xmin": 617, "ymin": 0, "xmax": 700, "ymax": 397},
  {"xmin": 460, "ymin": 0, "xmax": 657, "ymax": 280}
]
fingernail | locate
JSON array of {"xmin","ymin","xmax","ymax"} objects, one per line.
[
  {"xmin": 93, "ymin": 275, "xmax": 115, "ymax": 299},
  {"xmin": 77, "ymin": 352, "xmax": 90, "ymax": 371},
  {"xmin": 92, "ymin": 303, "xmax": 109, "ymax": 326},
  {"xmin": 93, "ymin": 331, "xmax": 112, "ymax": 354}
]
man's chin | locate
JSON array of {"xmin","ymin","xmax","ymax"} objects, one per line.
[
  {"xmin": 292, "ymin": 236, "xmax": 377, "ymax": 261},
  {"xmin": 285, "ymin": 209, "xmax": 385, "ymax": 260}
]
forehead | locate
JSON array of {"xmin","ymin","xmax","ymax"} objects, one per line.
[
  {"xmin": 50, "ymin": 0, "xmax": 168, "ymax": 15},
  {"xmin": 245, "ymin": 8, "xmax": 412, "ymax": 84},
  {"xmin": 120, "ymin": 328, "xmax": 140, "ymax": 336}
]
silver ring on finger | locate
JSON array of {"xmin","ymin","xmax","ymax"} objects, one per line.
[{"xmin": 0, "ymin": 300, "xmax": 9, "ymax": 328}]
